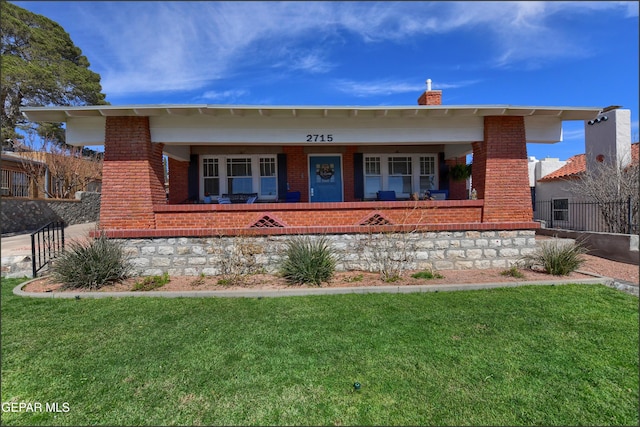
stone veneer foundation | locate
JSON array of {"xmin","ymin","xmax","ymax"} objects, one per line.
[{"xmin": 118, "ymin": 229, "xmax": 538, "ymax": 277}]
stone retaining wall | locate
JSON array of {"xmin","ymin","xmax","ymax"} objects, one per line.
[
  {"xmin": 118, "ymin": 230, "xmax": 538, "ymax": 277},
  {"xmin": 0, "ymin": 192, "xmax": 100, "ymax": 235}
]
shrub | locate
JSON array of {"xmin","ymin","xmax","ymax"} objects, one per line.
[
  {"xmin": 411, "ymin": 269, "xmax": 444, "ymax": 280},
  {"xmin": 217, "ymin": 278, "xmax": 233, "ymax": 286},
  {"xmin": 344, "ymin": 273, "xmax": 364, "ymax": 283},
  {"xmin": 131, "ymin": 272, "xmax": 170, "ymax": 291},
  {"xmin": 362, "ymin": 231, "xmax": 414, "ymax": 283},
  {"xmin": 51, "ymin": 234, "xmax": 130, "ymax": 290},
  {"xmin": 280, "ymin": 236, "xmax": 336, "ymax": 285},
  {"xmin": 521, "ymin": 239, "xmax": 587, "ymax": 276},
  {"xmin": 214, "ymin": 236, "xmax": 265, "ymax": 286},
  {"xmin": 500, "ymin": 265, "xmax": 525, "ymax": 279}
]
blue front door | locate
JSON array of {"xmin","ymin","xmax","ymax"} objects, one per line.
[{"xmin": 309, "ymin": 155, "xmax": 343, "ymax": 202}]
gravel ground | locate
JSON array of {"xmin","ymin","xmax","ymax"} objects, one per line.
[{"xmin": 579, "ymin": 253, "xmax": 638, "ymax": 284}]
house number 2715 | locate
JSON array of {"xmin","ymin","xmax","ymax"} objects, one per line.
[{"xmin": 306, "ymin": 134, "xmax": 333, "ymax": 142}]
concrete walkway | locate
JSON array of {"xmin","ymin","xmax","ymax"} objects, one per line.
[
  {"xmin": 13, "ymin": 276, "xmax": 616, "ymax": 299},
  {"xmin": 1, "ymin": 222, "xmax": 97, "ymax": 257},
  {"xmin": 1, "ymin": 222, "xmax": 97, "ymax": 278}
]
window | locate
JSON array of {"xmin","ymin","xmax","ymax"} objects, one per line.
[
  {"xmin": 259, "ymin": 157, "xmax": 277, "ymax": 197},
  {"xmin": 203, "ymin": 158, "xmax": 220, "ymax": 196},
  {"xmin": 552, "ymin": 198, "xmax": 569, "ymax": 221},
  {"xmin": 364, "ymin": 157, "xmax": 381, "ymax": 198},
  {"xmin": 10, "ymin": 171, "xmax": 29, "ymax": 198},
  {"xmin": 363, "ymin": 154, "xmax": 438, "ymax": 199},
  {"xmin": 1, "ymin": 169, "xmax": 9, "ymax": 196},
  {"xmin": 201, "ymin": 155, "xmax": 278, "ymax": 201},
  {"xmin": 227, "ymin": 158, "xmax": 252, "ymax": 194},
  {"xmin": 388, "ymin": 156, "xmax": 412, "ymax": 195},
  {"xmin": 419, "ymin": 156, "xmax": 436, "ymax": 194}
]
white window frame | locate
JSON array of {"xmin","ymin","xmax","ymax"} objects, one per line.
[
  {"xmin": 258, "ymin": 157, "xmax": 278, "ymax": 199},
  {"xmin": 202, "ymin": 157, "xmax": 220, "ymax": 198},
  {"xmin": 419, "ymin": 156, "xmax": 437, "ymax": 194},
  {"xmin": 363, "ymin": 153, "xmax": 439, "ymax": 199},
  {"xmin": 387, "ymin": 156, "xmax": 413, "ymax": 197},
  {"xmin": 552, "ymin": 198, "xmax": 569, "ymax": 223},
  {"xmin": 364, "ymin": 156, "xmax": 382, "ymax": 199},
  {"xmin": 200, "ymin": 155, "xmax": 278, "ymax": 201},
  {"xmin": 226, "ymin": 157, "xmax": 253, "ymax": 195}
]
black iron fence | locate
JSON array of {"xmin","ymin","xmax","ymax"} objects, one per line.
[
  {"xmin": 534, "ymin": 198, "xmax": 638, "ymax": 235},
  {"xmin": 31, "ymin": 221, "xmax": 65, "ymax": 277}
]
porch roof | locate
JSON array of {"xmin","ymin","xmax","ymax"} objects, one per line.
[
  {"xmin": 20, "ymin": 104, "xmax": 602, "ymax": 153},
  {"xmin": 21, "ymin": 104, "xmax": 602, "ymax": 122}
]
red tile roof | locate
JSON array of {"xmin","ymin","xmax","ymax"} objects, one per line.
[{"xmin": 538, "ymin": 142, "xmax": 639, "ymax": 182}]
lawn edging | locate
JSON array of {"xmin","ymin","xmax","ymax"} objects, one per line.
[{"xmin": 13, "ymin": 276, "xmax": 613, "ymax": 299}]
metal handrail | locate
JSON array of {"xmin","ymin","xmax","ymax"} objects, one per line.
[{"xmin": 31, "ymin": 221, "xmax": 65, "ymax": 277}]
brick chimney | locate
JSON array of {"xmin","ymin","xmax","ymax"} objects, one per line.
[{"xmin": 417, "ymin": 78, "xmax": 442, "ymax": 105}]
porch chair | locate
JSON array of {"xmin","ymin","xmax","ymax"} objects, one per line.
[
  {"xmin": 428, "ymin": 190, "xmax": 448, "ymax": 200},
  {"xmin": 285, "ymin": 191, "xmax": 301, "ymax": 202},
  {"xmin": 376, "ymin": 190, "xmax": 397, "ymax": 201}
]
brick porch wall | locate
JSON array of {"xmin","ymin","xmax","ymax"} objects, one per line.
[
  {"xmin": 153, "ymin": 200, "xmax": 483, "ymax": 230},
  {"xmin": 100, "ymin": 117, "xmax": 166, "ymax": 229}
]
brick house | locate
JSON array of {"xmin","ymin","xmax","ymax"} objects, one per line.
[
  {"xmin": 1, "ymin": 148, "xmax": 102, "ymax": 199},
  {"xmin": 1, "ymin": 151, "xmax": 42, "ymax": 198},
  {"xmin": 20, "ymin": 86, "xmax": 602, "ymax": 275}
]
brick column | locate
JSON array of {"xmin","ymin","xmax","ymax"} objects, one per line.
[
  {"xmin": 100, "ymin": 116, "xmax": 166, "ymax": 229},
  {"xmin": 168, "ymin": 158, "xmax": 189, "ymax": 204},
  {"xmin": 477, "ymin": 116, "xmax": 532, "ymax": 222}
]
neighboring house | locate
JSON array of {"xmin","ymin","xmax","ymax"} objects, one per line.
[
  {"xmin": 0, "ymin": 148, "xmax": 102, "ymax": 199},
  {"xmin": 0, "ymin": 151, "xmax": 42, "ymax": 198},
  {"xmin": 19, "ymin": 83, "xmax": 602, "ymax": 274},
  {"xmin": 531, "ymin": 108, "xmax": 638, "ymax": 232}
]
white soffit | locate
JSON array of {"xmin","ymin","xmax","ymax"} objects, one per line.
[{"xmin": 22, "ymin": 104, "xmax": 601, "ymax": 146}]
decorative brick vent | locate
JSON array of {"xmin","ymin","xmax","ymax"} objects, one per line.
[
  {"xmin": 360, "ymin": 213, "xmax": 392, "ymax": 226},
  {"xmin": 251, "ymin": 215, "xmax": 285, "ymax": 228}
]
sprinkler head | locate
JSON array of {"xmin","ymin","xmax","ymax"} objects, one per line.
[{"xmin": 353, "ymin": 382, "xmax": 361, "ymax": 390}]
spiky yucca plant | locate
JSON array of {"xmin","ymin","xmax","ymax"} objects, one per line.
[
  {"xmin": 522, "ymin": 239, "xmax": 587, "ymax": 276},
  {"xmin": 51, "ymin": 234, "xmax": 131, "ymax": 290},
  {"xmin": 280, "ymin": 236, "xmax": 336, "ymax": 285}
]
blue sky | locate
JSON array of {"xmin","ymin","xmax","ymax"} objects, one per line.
[{"xmin": 13, "ymin": 1, "xmax": 640, "ymax": 160}]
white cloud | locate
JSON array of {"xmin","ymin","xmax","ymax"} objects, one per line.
[
  {"xmin": 334, "ymin": 79, "xmax": 424, "ymax": 97},
  {"xmin": 335, "ymin": 78, "xmax": 481, "ymax": 97},
  {"xmin": 199, "ymin": 89, "xmax": 250, "ymax": 103},
  {"xmin": 561, "ymin": 127, "xmax": 586, "ymax": 141},
  {"xmin": 60, "ymin": 1, "xmax": 635, "ymax": 97}
]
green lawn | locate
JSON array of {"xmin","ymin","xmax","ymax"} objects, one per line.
[{"xmin": 1, "ymin": 277, "xmax": 638, "ymax": 426}]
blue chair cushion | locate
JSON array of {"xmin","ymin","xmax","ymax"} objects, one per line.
[
  {"xmin": 285, "ymin": 191, "xmax": 301, "ymax": 202},
  {"xmin": 377, "ymin": 190, "xmax": 397, "ymax": 201}
]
